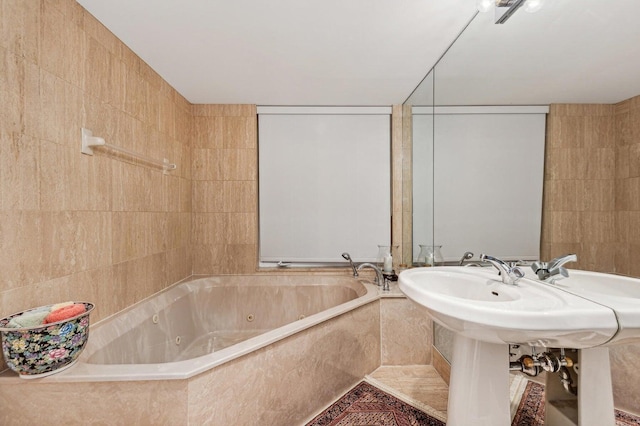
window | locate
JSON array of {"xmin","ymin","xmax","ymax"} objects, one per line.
[{"xmin": 258, "ymin": 107, "xmax": 391, "ymax": 264}]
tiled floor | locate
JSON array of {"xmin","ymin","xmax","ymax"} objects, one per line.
[
  {"xmin": 364, "ymin": 364, "xmax": 530, "ymax": 424},
  {"xmin": 367, "ymin": 365, "xmax": 449, "ymax": 419},
  {"xmin": 364, "ymin": 366, "xmax": 640, "ymax": 426}
]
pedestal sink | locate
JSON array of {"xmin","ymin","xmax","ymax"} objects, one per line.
[
  {"xmin": 529, "ymin": 269, "xmax": 640, "ymax": 425},
  {"xmin": 399, "ymin": 267, "xmax": 617, "ymax": 348},
  {"xmin": 543, "ymin": 269, "xmax": 640, "ymax": 346},
  {"xmin": 398, "ymin": 266, "xmax": 621, "ymax": 426}
]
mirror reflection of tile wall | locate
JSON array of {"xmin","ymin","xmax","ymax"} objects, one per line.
[
  {"xmin": 540, "ymin": 99, "xmax": 640, "ymax": 415},
  {"xmin": 541, "ymin": 103, "xmax": 619, "ymax": 274}
]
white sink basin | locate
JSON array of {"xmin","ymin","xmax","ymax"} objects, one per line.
[
  {"xmin": 398, "ymin": 266, "xmax": 618, "ymax": 348},
  {"xmin": 399, "ymin": 265, "xmax": 624, "ymax": 426},
  {"xmin": 538, "ymin": 269, "xmax": 640, "ymax": 346}
]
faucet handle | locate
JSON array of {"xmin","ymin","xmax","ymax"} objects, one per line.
[
  {"xmin": 531, "ymin": 261, "xmax": 549, "ymax": 280},
  {"xmin": 510, "ymin": 266, "xmax": 525, "ymax": 280},
  {"xmin": 547, "ymin": 266, "xmax": 569, "ymax": 283},
  {"xmin": 531, "ymin": 255, "xmax": 575, "ymax": 283},
  {"xmin": 531, "ymin": 261, "xmax": 546, "ymax": 272}
]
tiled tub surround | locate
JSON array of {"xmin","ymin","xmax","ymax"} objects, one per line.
[{"xmin": 0, "ymin": 274, "xmax": 386, "ymax": 424}]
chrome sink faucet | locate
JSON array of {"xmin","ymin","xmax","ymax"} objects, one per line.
[
  {"xmin": 480, "ymin": 254, "xmax": 525, "ymax": 285},
  {"xmin": 356, "ymin": 262, "xmax": 388, "ymax": 291},
  {"xmin": 531, "ymin": 254, "xmax": 577, "ymax": 283}
]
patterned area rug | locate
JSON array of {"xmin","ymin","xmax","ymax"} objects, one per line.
[
  {"xmin": 512, "ymin": 381, "xmax": 640, "ymax": 426},
  {"xmin": 306, "ymin": 381, "xmax": 444, "ymax": 426},
  {"xmin": 511, "ymin": 381, "xmax": 545, "ymax": 426},
  {"xmin": 308, "ymin": 380, "xmax": 640, "ymax": 426}
]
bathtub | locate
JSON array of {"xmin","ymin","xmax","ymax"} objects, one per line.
[
  {"xmin": 38, "ymin": 274, "xmax": 379, "ymax": 381},
  {"xmin": 0, "ymin": 274, "xmax": 388, "ymax": 424}
]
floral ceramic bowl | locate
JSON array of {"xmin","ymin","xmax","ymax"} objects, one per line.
[{"xmin": 0, "ymin": 302, "xmax": 94, "ymax": 379}]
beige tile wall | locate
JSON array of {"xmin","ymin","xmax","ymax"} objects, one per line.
[
  {"xmin": 611, "ymin": 95, "xmax": 640, "ymax": 415},
  {"xmin": 541, "ymin": 104, "xmax": 617, "ymax": 272},
  {"xmin": 613, "ymin": 96, "xmax": 640, "ymax": 277},
  {"xmin": 541, "ymin": 100, "xmax": 640, "ymax": 415},
  {"xmin": 0, "ymin": 379, "xmax": 189, "ymax": 424},
  {"xmin": 380, "ymin": 297, "xmax": 432, "ymax": 365},
  {"xmin": 0, "ymin": 0, "xmax": 192, "ymax": 331},
  {"xmin": 191, "ymin": 104, "xmax": 258, "ymax": 274}
]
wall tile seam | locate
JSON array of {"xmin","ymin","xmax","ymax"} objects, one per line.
[
  {"xmin": 68, "ymin": 96, "xmax": 187, "ymax": 142},
  {"xmin": 191, "ymin": 114, "xmax": 255, "ymax": 118},
  {"xmin": 8, "ymin": 258, "xmax": 118, "ymax": 287},
  {"xmin": 4, "ymin": 16, "xmax": 184, "ymax": 119},
  {"xmin": 223, "ymin": 178, "xmax": 258, "ymax": 182},
  {"xmin": 111, "ymin": 252, "xmax": 178, "ymax": 267}
]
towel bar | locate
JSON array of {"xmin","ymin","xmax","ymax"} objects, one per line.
[{"xmin": 80, "ymin": 128, "xmax": 177, "ymax": 174}]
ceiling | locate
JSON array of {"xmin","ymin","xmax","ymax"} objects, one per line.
[
  {"xmin": 76, "ymin": 0, "xmax": 640, "ymax": 106},
  {"xmin": 430, "ymin": 0, "xmax": 640, "ymax": 106},
  {"xmin": 76, "ymin": 0, "xmax": 477, "ymax": 105}
]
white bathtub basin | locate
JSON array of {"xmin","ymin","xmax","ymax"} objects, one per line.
[{"xmin": 398, "ymin": 266, "xmax": 618, "ymax": 348}]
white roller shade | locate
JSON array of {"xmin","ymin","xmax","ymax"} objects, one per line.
[
  {"xmin": 258, "ymin": 107, "xmax": 391, "ymax": 263},
  {"xmin": 413, "ymin": 106, "xmax": 547, "ymax": 262}
]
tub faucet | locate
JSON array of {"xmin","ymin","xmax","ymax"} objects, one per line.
[
  {"xmin": 341, "ymin": 252, "xmax": 358, "ymax": 277},
  {"xmin": 356, "ymin": 262, "xmax": 388, "ymax": 291},
  {"xmin": 459, "ymin": 251, "xmax": 474, "ymax": 266},
  {"xmin": 531, "ymin": 254, "xmax": 577, "ymax": 283},
  {"xmin": 480, "ymin": 254, "xmax": 524, "ymax": 285}
]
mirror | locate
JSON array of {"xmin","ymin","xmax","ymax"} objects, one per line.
[
  {"xmin": 407, "ymin": 69, "xmax": 435, "ymax": 267},
  {"xmin": 405, "ymin": 0, "xmax": 640, "ymax": 361}
]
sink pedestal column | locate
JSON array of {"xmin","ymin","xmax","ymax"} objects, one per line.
[
  {"xmin": 545, "ymin": 347, "xmax": 615, "ymax": 426},
  {"xmin": 449, "ymin": 337, "xmax": 616, "ymax": 426},
  {"xmin": 447, "ymin": 334, "xmax": 510, "ymax": 426},
  {"xmin": 578, "ymin": 347, "xmax": 615, "ymax": 426}
]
